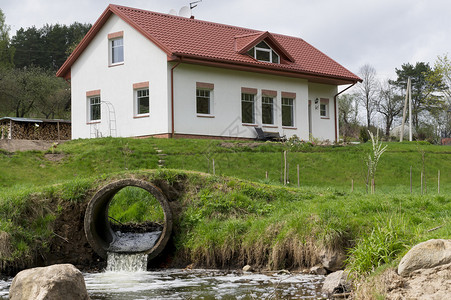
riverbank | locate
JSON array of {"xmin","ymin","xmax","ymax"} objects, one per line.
[{"xmin": 1, "ymin": 170, "xmax": 449, "ymax": 278}]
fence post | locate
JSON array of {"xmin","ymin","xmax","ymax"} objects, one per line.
[
  {"xmin": 283, "ymin": 150, "xmax": 287, "ymax": 185},
  {"xmin": 438, "ymin": 170, "xmax": 440, "ymax": 194},
  {"xmin": 421, "ymin": 171, "xmax": 423, "ymax": 195},
  {"xmin": 212, "ymin": 158, "xmax": 215, "ymax": 176},
  {"xmin": 410, "ymin": 166, "xmax": 412, "ymax": 194},
  {"xmin": 297, "ymin": 164, "xmax": 300, "ymax": 187}
]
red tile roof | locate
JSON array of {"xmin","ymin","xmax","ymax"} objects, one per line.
[{"xmin": 57, "ymin": 4, "xmax": 361, "ymax": 84}]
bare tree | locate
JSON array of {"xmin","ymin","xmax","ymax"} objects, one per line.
[
  {"xmin": 338, "ymin": 93, "xmax": 359, "ymax": 138},
  {"xmin": 377, "ymin": 80, "xmax": 403, "ymax": 136},
  {"xmin": 357, "ymin": 64, "xmax": 379, "ymax": 128}
]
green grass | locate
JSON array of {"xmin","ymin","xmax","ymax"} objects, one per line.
[
  {"xmin": 0, "ymin": 138, "xmax": 450, "ymax": 194},
  {"xmin": 0, "ymin": 138, "xmax": 450, "ymax": 277},
  {"xmin": 108, "ymin": 186, "xmax": 164, "ymax": 223}
]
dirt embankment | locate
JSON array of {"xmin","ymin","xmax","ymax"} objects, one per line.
[{"xmin": 0, "ymin": 140, "xmax": 64, "ymax": 152}]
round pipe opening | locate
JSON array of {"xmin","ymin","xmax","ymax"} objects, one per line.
[{"xmin": 84, "ymin": 179, "xmax": 173, "ymax": 260}]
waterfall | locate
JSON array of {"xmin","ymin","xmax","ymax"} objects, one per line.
[{"xmin": 106, "ymin": 252, "xmax": 148, "ymax": 272}]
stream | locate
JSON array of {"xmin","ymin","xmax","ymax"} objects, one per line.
[{"xmin": 0, "ymin": 269, "xmax": 326, "ymax": 299}]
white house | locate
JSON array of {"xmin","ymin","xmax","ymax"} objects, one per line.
[{"xmin": 57, "ymin": 4, "xmax": 361, "ymax": 141}]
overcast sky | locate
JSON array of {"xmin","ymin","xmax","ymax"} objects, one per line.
[{"xmin": 1, "ymin": 0, "xmax": 450, "ymax": 83}]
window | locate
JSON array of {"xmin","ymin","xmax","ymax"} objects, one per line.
[
  {"xmin": 282, "ymin": 98, "xmax": 294, "ymax": 127},
  {"xmin": 320, "ymin": 98, "xmax": 329, "ymax": 118},
  {"xmin": 196, "ymin": 89, "xmax": 211, "ymax": 114},
  {"xmin": 247, "ymin": 41, "xmax": 279, "ymax": 63},
  {"xmin": 136, "ymin": 88, "xmax": 149, "ymax": 115},
  {"xmin": 262, "ymin": 96, "xmax": 274, "ymax": 125},
  {"xmin": 110, "ymin": 37, "xmax": 124, "ymax": 65},
  {"xmin": 241, "ymin": 93, "xmax": 255, "ymax": 123},
  {"xmin": 89, "ymin": 96, "xmax": 101, "ymax": 121}
]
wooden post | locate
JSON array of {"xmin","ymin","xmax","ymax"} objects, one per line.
[
  {"xmin": 410, "ymin": 166, "xmax": 412, "ymax": 194},
  {"xmin": 280, "ymin": 151, "xmax": 284, "ymax": 183},
  {"xmin": 421, "ymin": 171, "xmax": 423, "ymax": 195},
  {"xmin": 265, "ymin": 171, "xmax": 268, "ymax": 180},
  {"xmin": 297, "ymin": 164, "xmax": 300, "ymax": 187},
  {"xmin": 351, "ymin": 179, "xmax": 354, "ymax": 193},
  {"xmin": 283, "ymin": 150, "xmax": 287, "ymax": 185},
  {"xmin": 438, "ymin": 170, "xmax": 440, "ymax": 194},
  {"xmin": 212, "ymin": 158, "xmax": 215, "ymax": 176}
]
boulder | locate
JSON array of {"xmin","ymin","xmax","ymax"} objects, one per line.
[
  {"xmin": 9, "ymin": 264, "xmax": 89, "ymax": 300},
  {"xmin": 319, "ymin": 248, "xmax": 346, "ymax": 272},
  {"xmin": 398, "ymin": 239, "xmax": 451, "ymax": 276},
  {"xmin": 242, "ymin": 265, "xmax": 253, "ymax": 272},
  {"xmin": 310, "ymin": 265, "xmax": 327, "ymax": 275},
  {"xmin": 321, "ymin": 270, "xmax": 352, "ymax": 296}
]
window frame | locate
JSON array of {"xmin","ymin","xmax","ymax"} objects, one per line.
[
  {"xmin": 88, "ymin": 95, "xmax": 101, "ymax": 122},
  {"xmin": 247, "ymin": 41, "xmax": 280, "ymax": 64},
  {"xmin": 262, "ymin": 96, "xmax": 275, "ymax": 125},
  {"xmin": 135, "ymin": 88, "xmax": 150, "ymax": 116},
  {"xmin": 241, "ymin": 93, "xmax": 256, "ymax": 124},
  {"xmin": 282, "ymin": 97, "xmax": 295, "ymax": 127},
  {"xmin": 109, "ymin": 36, "xmax": 124, "ymax": 66},
  {"xmin": 320, "ymin": 98, "xmax": 330, "ymax": 118},
  {"xmin": 196, "ymin": 88, "xmax": 213, "ymax": 116}
]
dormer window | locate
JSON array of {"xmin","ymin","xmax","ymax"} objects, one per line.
[{"xmin": 247, "ymin": 41, "xmax": 279, "ymax": 64}]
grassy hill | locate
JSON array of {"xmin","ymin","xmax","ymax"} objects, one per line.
[{"xmin": 1, "ymin": 137, "xmax": 450, "ymax": 193}]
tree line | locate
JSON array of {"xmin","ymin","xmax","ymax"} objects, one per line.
[
  {"xmin": 339, "ymin": 59, "xmax": 451, "ymax": 143},
  {"xmin": 0, "ymin": 8, "xmax": 90, "ymax": 119}
]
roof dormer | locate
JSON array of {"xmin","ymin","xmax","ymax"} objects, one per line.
[
  {"xmin": 247, "ymin": 40, "xmax": 279, "ymax": 63},
  {"xmin": 235, "ymin": 31, "xmax": 295, "ymax": 64}
]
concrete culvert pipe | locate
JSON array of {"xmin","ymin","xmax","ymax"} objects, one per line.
[{"xmin": 84, "ymin": 179, "xmax": 173, "ymax": 260}]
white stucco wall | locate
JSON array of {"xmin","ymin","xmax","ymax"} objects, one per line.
[
  {"xmin": 308, "ymin": 83, "xmax": 338, "ymax": 141},
  {"xmin": 70, "ymin": 15, "xmax": 169, "ymax": 139},
  {"xmin": 172, "ymin": 64, "xmax": 311, "ymax": 140}
]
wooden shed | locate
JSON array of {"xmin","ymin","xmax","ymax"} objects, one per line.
[{"xmin": 0, "ymin": 117, "xmax": 71, "ymax": 140}]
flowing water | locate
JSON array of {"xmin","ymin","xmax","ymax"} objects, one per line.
[
  {"xmin": 106, "ymin": 252, "xmax": 148, "ymax": 272},
  {"xmin": 0, "ymin": 251, "xmax": 326, "ymax": 299},
  {"xmin": 0, "ymin": 269, "xmax": 326, "ymax": 299}
]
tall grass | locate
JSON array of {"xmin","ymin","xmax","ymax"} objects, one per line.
[{"xmin": 108, "ymin": 186, "xmax": 164, "ymax": 223}]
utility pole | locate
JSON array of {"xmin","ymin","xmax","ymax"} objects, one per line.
[{"xmin": 400, "ymin": 77, "xmax": 412, "ymax": 142}]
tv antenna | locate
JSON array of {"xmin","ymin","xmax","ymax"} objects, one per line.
[{"xmin": 190, "ymin": 0, "xmax": 202, "ymax": 10}]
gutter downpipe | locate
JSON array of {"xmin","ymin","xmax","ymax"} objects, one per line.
[
  {"xmin": 333, "ymin": 82, "xmax": 357, "ymax": 143},
  {"xmin": 170, "ymin": 58, "xmax": 182, "ymax": 138}
]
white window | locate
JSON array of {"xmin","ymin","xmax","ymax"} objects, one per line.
[
  {"xmin": 136, "ymin": 88, "xmax": 149, "ymax": 115},
  {"xmin": 282, "ymin": 98, "xmax": 294, "ymax": 127},
  {"xmin": 247, "ymin": 41, "xmax": 279, "ymax": 63},
  {"xmin": 320, "ymin": 98, "xmax": 329, "ymax": 118},
  {"xmin": 241, "ymin": 93, "xmax": 255, "ymax": 123},
  {"xmin": 89, "ymin": 96, "xmax": 101, "ymax": 121},
  {"xmin": 196, "ymin": 89, "xmax": 212, "ymax": 115},
  {"xmin": 262, "ymin": 96, "xmax": 274, "ymax": 125},
  {"xmin": 110, "ymin": 37, "xmax": 124, "ymax": 65}
]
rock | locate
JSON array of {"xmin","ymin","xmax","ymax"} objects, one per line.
[
  {"xmin": 9, "ymin": 264, "xmax": 90, "ymax": 300},
  {"xmin": 321, "ymin": 270, "xmax": 352, "ymax": 296},
  {"xmin": 398, "ymin": 239, "xmax": 451, "ymax": 276},
  {"xmin": 310, "ymin": 265, "xmax": 327, "ymax": 275},
  {"xmin": 319, "ymin": 248, "xmax": 346, "ymax": 272},
  {"xmin": 242, "ymin": 265, "xmax": 253, "ymax": 272}
]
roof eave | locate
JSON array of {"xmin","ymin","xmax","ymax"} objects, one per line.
[{"xmin": 170, "ymin": 54, "xmax": 361, "ymax": 85}]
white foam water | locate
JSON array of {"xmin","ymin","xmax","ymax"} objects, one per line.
[
  {"xmin": 84, "ymin": 269, "xmax": 327, "ymax": 299},
  {"xmin": 106, "ymin": 252, "xmax": 148, "ymax": 272},
  {"xmin": 108, "ymin": 231, "xmax": 161, "ymax": 252}
]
